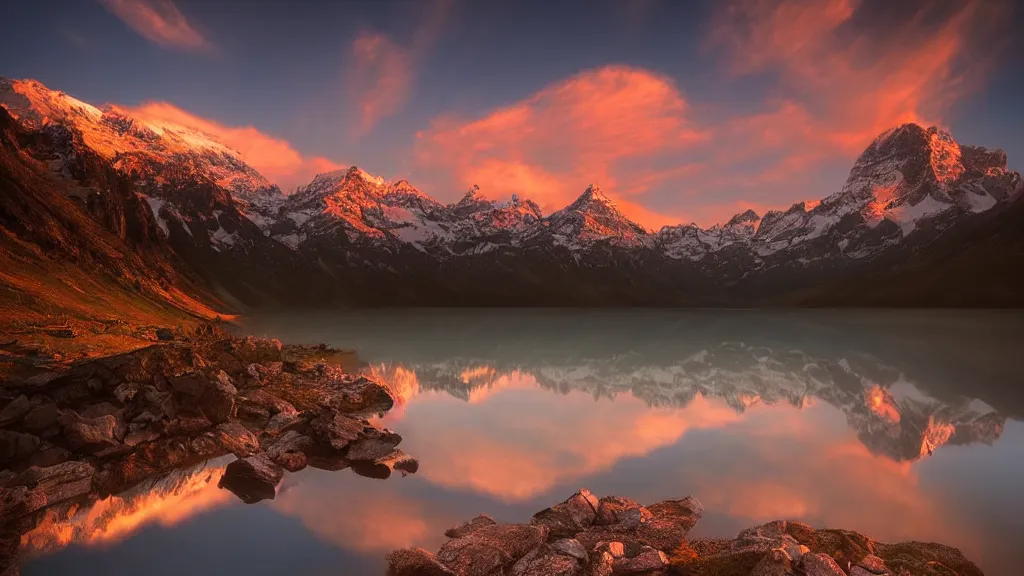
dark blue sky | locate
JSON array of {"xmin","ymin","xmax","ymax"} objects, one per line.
[{"xmin": 1, "ymin": 0, "xmax": 1021, "ymax": 226}]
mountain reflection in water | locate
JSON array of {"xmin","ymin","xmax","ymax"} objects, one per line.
[{"xmin": 24, "ymin": 310, "xmax": 1024, "ymax": 576}]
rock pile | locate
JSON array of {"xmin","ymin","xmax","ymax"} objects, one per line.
[
  {"xmin": 387, "ymin": 490, "xmax": 985, "ymax": 576},
  {"xmin": 0, "ymin": 324, "xmax": 416, "ymax": 574}
]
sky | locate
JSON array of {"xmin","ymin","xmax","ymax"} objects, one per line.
[{"xmin": 1, "ymin": 0, "xmax": 1022, "ymax": 228}]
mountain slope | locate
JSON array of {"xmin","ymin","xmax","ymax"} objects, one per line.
[
  {"xmin": 0, "ymin": 105, "xmax": 222, "ymax": 334},
  {"xmin": 1, "ymin": 77, "xmax": 1023, "ymax": 308}
]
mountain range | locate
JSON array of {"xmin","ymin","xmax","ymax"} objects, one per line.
[{"xmin": 1, "ymin": 76, "xmax": 1023, "ymax": 318}]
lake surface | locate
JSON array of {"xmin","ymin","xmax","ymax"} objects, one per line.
[{"xmin": 22, "ymin": 310, "xmax": 1024, "ymax": 576}]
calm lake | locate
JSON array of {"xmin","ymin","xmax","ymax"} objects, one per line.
[{"xmin": 21, "ymin": 310, "xmax": 1024, "ymax": 576}]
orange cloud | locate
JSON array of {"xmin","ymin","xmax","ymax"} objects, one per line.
[
  {"xmin": 98, "ymin": 0, "xmax": 209, "ymax": 51},
  {"xmin": 413, "ymin": 1, "xmax": 1007, "ymax": 228},
  {"xmin": 704, "ymin": 0, "xmax": 1010, "ymax": 171},
  {"xmin": 350, "ymin": 30, "xmax": 414, "ymax": 136},
  {"xmin": 415, "ymin": 66, "xmax": 705, "ymax": 228},
  {"xmin": 126, "ymin": 102, "xmax": 343, "ymax": 192}
]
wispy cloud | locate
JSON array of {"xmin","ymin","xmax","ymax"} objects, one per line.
[
  {"xmin": 346, "ymin": 0, "xmax": 454, "ymax": 137},
  {"xmin": 125, "ymin": 102, "xmax": 343, "ymax": 192},
  {"xmin": 97, "ymin": 0, "xmax": 209, "ymax": 51},
  {"xmin": 350, "ymin": 30, "xmax": 414, "ymax": 137}
]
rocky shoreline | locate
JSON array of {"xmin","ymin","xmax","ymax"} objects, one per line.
[
  {"xmin": 0, "ymin": 323, "xmax": 414, "ymax": 575},
  {"xmin": 388, "ymin": 489, "xmax": 984, "ymax": 576}
]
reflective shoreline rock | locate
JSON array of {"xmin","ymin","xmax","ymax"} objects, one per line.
[
  {"xmin": 387, "ymin": 490, "xmax": 986, "ymax": 576},
  {"xmin": 0, "ymin": 323, "xmax": 415, "ymax": 575}
]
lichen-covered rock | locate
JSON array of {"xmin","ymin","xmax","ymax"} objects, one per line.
[
  {"xmin": 531, "ymin": 489, "xmax": 599, "ymax": 539},
  {"xmin": 874, "ymin": 541, "xmax": 983, "ymax": 576},
  {"xmin": 265, "ymin": 431, "xmax": 314, "ymax": 472},
  {"xmin": 645, "ymin": 496, "xmax": 703, "ymax": 531},
  {"xmin": 9, "ymin": 461, "xmax": 95, "ymax": 514},
  {"xmin": 22, "ymin": 402, "xmax": 60, "ymax": 431},
  {"xmin": 58, "ymin": 412, "xmax": 117, "ymax": 452},
  {"xmin": 611, "ymin": 547, "xmax": 667, "ymax": 575},
  {"xmin": 801, "ymin": 553, "xmax": 848, "ymax": 576},
  {"xmin": 437, "ymin": 524, "xmax": 549, "ymax": 576},
  {"xmin": 308, "ymin": 408, "xmax": 364, "ymax": 451},
  {"xmin": 0, "ymin": 396, "xmax": 34, "ymax": 426},
  {"xmin": 217, "ymin": 453, "xmax": 283, "ymax": 504},
  {"xmin": 385, "ymin": 548, "xmax": 456, "ymax": 576},
  {"xmin": 594, "ymin": 496, "xmax": 640, "ymax": 526},
  {"xmin": 324, "ymin": 375, "xmax": 396, "ymax": 414},
  {"xmin": 0, "ymin": 430, "xmax": 40, "ymax": 466},
  {"xmin": 345, "ymin": 428, "xmax": 402, "ymax": 461},
  {"xmin": 445, "ymin": 515, "xmax": 498, "ymax": 539},
  {"xmin": 214, "ymin": 421, "xmax": 260, "ymax": 457},
  {"xmin": 201, "ymin": 372, "xmax": 237, "ymax": 424},
  {"xmin": 584, "ymin": 550, "xmax": 614, "ymax": 576},
  {"xmin": 550, "ymin": 538, "xmax": 588, "ymax": 562},
  {"xmin": 510, "ymin": 544, "xmax": 583, "ymax": 576},
  {"xmin": 750, "ymin": 548, "xmax": 795, "ymax": 576}
]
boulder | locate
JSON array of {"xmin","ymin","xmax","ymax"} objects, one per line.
[
  {"xmin": 610, "ymin": 547, "xmax": 667, "ymax": 575},
  {"xmin": 309, "ymin": 408, "xmax": 364, "ymax": 451},
  {"xmin": 550, "ymin": 539, "xmax": 588, "ymax": 562},
  {"xmin": 113, "ymin": 382, "xmax": 140, "ymax": 403},
  {"xmin": 123, "ymin": 427, "xmax": 161, "ymax": 447},
  {"xmin": 169, "ymin": 373, "xmax": 208, "ymax": 397},
  {"xmin": 594, "ymin": 496, "xmax": 640, "ymax": 526},
  {"xmin": 386, "ymin": 548, "xmax": 456, "ymax": 576},
  {"xmin": 155, "ymin": 328, "xmax": 174, "ymax": 341},
  {"xmin": 214, "ymin": 421, "xmax": 260, "ymax": 457},
  {"xmin": 0, "ymin": 396, "xmax": 34, "ymax": 426},
  {"xmin": 351, "ymin": 449, "xmax": 419, "ymax": 479},
  {"xmin": 22, "ymin": 402, "xmax": 60, "ymax": 431},
  {"xmin": 238, "ymin": 390, "xmax": 295, "ymax": 416},
  {"xmin": 874, "ymin": 541, "xmax": 982, "ymax": 576},
  {"xmin": 437, "ymin": 524, "xmax": 548, "ymax": 576},
  {"xmin": 645, "ymin": 496, "xmax": 703, "ymax": 532},
  {"xmin": 325, "ymin": 375, "xmax": 396, "ymax": 414},
  {"xmin": 511, "ymin": 544, "xmax": 583, "ymax": 576},
  {"xmin": 218, "ymin": 453, "xmax": 283, "ymax": 504},
  {"xmin": 28, "ymin": 445, "xmax": 69, "ymax": 468},
  {"xmin": 162, "ymin": 414, "xmax": 213, "ymax": 436},
  {"xmin": 445, "ymin": 515, "xmax": 498, "ymax": 539},
  {"xmin": 265, "ymin": 431, "xmax": 314, "ymax": 472},
  {"xmin": 345, "ymin": 428, "xmax": 402, "ymax": 461},
  {"xmin": 732, "ymin": 521, "xmax": 806, "ymax": 560},
  {"xmin": 201, "ymin": 372, "xmax": 237, "ymax": 424},
  {"xmin": 79, "ymin": 402, "xmax": 121, "ymax": 419},
  {"xmin": 584, "ymin": 551, "xmax": 614, "ymax": 576},
  {"xmin": 264, "ymin": 411, "xmax": 308, "ymax": 437},
  {"xmin": 0, "ymin": 431, "xmax": 40, "ymax": 466},
  {"xmin": 531, "ymin": 489, "xmax": 599, "ymax": 539},
  {"xmin": 801, "ymin": 553, "xmax": 848, "ymax": 576},
  {"xmin": 0, "ymin": 486, "xmax": 45, "ymax": 526},
  {"xmin": 850, "ymin": 554, "xmax": 890, "ymax": 575},
  {"xmin": 10, "ymin": 461, "xmax": 95, "ymax": 513},
  {"xmin": 750, "ymin": 548, "xmax": 795, "ymax": 576},
  {"xmin": 594, "ymin": 542, "xmax": 625, "ymax": 559}
]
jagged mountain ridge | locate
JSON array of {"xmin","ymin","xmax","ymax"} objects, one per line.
[{"xmin": 2, "ymin": 76, "xmax": 1023, "ymax": 308}]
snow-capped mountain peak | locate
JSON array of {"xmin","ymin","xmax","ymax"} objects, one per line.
[{"xmin": 538, "ymin": 185, "xmax": 648, "ymax": 248}]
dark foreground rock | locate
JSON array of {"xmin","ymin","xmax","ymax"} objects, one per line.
[
  {"xmin": 0, "ymin": 324, "xmax": 416, "ymax": 575},
  {"xmin": 388, "ymin": 490, "xmax": 986, "ymax": 576}
]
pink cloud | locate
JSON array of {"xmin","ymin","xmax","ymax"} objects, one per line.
[
  {"xmin": 349, "ymin": 30, "xmax": 414, "ymax": 137},
  {"xmin": 98, "ymin": 0, "xmax": 209, "ymax": 51},
  {"xmin": 415, "ymin": 65, "xmax": 705, "ymax": 228},
  {"xmin": 127, "ymin": 102, "xmax": 343, "ymax": 192},
  {"xmin": 412, "ymin": 1, "xmax": 1008, "ymax": 228}
]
